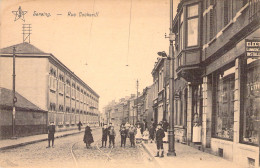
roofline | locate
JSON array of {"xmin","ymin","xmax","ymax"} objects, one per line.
[
  {"xmin": 0, "ymin": 53, "xmax": 99, "ymax": 98},
  {"xmin": 151, "ymin": 58, "xmax": 165, "ymax": 75},
  {"xmin": 0, "ymin": 105, "xmax": 47, "ymax": 112}
]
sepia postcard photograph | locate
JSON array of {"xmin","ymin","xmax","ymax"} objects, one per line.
[{"xmin": 0, "ymin": 0, "xmax": 259, "ymax": 168}]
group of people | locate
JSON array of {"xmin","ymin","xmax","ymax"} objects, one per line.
[{"xmin": 46, "ymin": 119, "xmax": 169, "ymax": 158}]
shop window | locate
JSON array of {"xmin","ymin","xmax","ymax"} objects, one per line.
[
  {"xmin": 193, "ymin": 85, "xmax": 203, "ymax": 127},
  {"xmin": 187, "ymin": 4, "xmax": 199, "ymax": 47},
  {"xmin": 242, "ymin": 59, "xmax": 260, "ymax": 145},
  {"xmin": 213, "ymin": 66, "xmax": 235, "ymax": 140}
]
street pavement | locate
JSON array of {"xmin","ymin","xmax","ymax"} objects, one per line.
[
  {"xmin": 0, "ymin": 128, "xmax": 86, "ymax": 150},
  {"xmin": 142, "ymin": 140, "xmax": 245, "ymax": 168},
  {"xmin": 0, "ymin": 127, "xmax": 156, "ymax": 168}
]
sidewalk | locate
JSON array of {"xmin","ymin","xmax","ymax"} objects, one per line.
[
  {"xmin": 0, "ymin": 127, "xmax": 99, "ymax": 151},
  {"xmin": 142, "ymin": 141, "xmax": 244, "ymax": 168}
]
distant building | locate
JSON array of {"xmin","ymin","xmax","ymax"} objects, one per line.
[{"xmin": 0, "ymin": 43, "xmax": 100, "ymax": 133}]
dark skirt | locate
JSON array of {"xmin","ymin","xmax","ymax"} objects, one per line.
[{"xmin": 83, "ymin": 133, "xmax": 94, "ymax": 144}]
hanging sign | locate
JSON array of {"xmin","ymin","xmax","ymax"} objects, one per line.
[{"xmin": 245, "ymin": 39, "xmax": 260, "ymax": 58}]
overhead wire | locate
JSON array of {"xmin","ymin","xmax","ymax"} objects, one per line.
[
  {"xmin": 86, "ymin": 0, "xmax": 96, "ymax": 66},
  {"xmin": 126, "ymin": 0, "xmax": 133, "ymax": 67}
]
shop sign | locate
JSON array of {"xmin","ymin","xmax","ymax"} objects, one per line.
[{"xmin": 245, "ymin": 39, "xmax": 260, "ymax": 57}]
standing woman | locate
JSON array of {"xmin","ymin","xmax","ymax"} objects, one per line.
[{"xmin": 83, "ymin": 123, "xmax": 94, "ymax": 148}]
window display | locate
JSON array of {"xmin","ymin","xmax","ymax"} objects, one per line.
[
  {"xmin": 214, "ymin": 66, "xmax": 235, "ymax": 140},
  {"xmin": 243, "ymin": 59, "xmax": 260, "ymax": 145}
]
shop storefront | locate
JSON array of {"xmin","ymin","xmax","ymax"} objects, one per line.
[{"xmin": 204, "ymin": 36, "xmax": 260, "ymax": 167}]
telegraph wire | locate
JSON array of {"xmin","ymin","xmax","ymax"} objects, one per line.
[
  {"xmin": 126, "ymin": 0, "xmax": 133, "ymax": 67},
  {"xmin": 86, "ymin": 0, "xmax": 96, "ymax": 67}
]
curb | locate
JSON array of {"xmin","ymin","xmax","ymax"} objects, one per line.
[
  {"xmin": 141, "ymin": 143, "xmax": 162, "ymax": 168},
  {"xmin": 0, "ymin": 127, "xmax": 100, "ymax": 151}
]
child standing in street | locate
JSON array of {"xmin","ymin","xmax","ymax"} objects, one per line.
[
  {"xmin": 101, "ymin": 124, "xmax": 109, "ymax": 148},
  {"xmin": 120, "ymin": 126, "xmax": 127, "ymax": 147},
  {"xmin": 109, "ymin": 126, "xmax": 116, "ymax": 148},
  {"xmin": 155, "ymin": 124, "xmax": 165, "ymax": 157},
  {"xmin": 128, "ymin": 125, "xmax": 137, "ymax": 147},
  {"xmin": 142, "ymin": 128, "xmax": 149, "ymax": 144}
]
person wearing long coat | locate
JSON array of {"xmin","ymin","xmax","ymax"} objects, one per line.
[{"xmin": 83, "ymin": 124, "xmax": 94, "ymax": 148}]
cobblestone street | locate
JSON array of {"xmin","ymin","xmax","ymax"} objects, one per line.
[{"xmin": 0, "ymin": 128, "xmax": 156, "ymax": 168}]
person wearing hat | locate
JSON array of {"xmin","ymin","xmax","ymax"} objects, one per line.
[
  {"xmin": 101, "ymin": 124, "xmax": 109, "ymax": 148},
  {"xmin": 46, "ymin": 121, "xmax": 56, "ymax": 148},
  {"xmin": 155, "ymin": 123, "xmax": 165, "ymax": 157},
  {"xmin": 120, "ymin": 126, "xmax": 127, "ymax": 147}
]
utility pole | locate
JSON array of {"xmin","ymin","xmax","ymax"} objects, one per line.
[
  {"xmin": 167, "ymin": 0, "xmax": 176, "ymax": 156},
  {"xmin": 12, "ymin": 47, "xmax": 17, "ymax": 138},
  {"xmin": 136, "ymin": 79, "xmax": 139, "ymax": 123}
]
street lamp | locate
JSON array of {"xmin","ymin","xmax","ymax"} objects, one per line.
[
  {"xmin": 157, "ymin": 0, "xmax": 176, "ymax": 156},
  {"xmin": 157, "ymin": 48, "xmax": 176, "ymax": 157}
]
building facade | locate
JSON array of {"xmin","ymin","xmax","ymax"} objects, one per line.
[
  {"xmin": 171, "ymin": 0, "xmax": 260, "ymax": 167},
  {"xmin": 151, "ymin": 58, "xmax": 170, "ymax": 124},
  {"xmin": 0, "ymin": 43, "xmax": 100, "ymax": 131}
]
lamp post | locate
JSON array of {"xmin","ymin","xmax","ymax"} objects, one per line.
[{"xmin": 157, "ymin": 0, "xmax": 176, "ymax": 156}]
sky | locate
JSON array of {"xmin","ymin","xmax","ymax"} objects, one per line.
[{"xmin": 0, "ymin": 0, "xmax": 179, "ymax": 112}]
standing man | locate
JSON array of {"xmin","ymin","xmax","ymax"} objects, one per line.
[
  {"xmin": 101, "ymin": 124, "xmax": 109, "ymax": 148},
  {"xmin": 155, "ymin": 123, "xmax": 165, "ymax": 157},
  {"xmin": 46, "ymin": 121, "xmax": 55, "ymax": 148},
  {"xmin": 77, "ymin": 121, "xmax": 83, "ymax": 131}
]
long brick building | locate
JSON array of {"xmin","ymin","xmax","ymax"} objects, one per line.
[{"xmin": 0, "ymin": 42, "xmax": 100, "ymax": 138}]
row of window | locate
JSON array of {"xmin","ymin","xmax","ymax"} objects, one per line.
[
  {"xmin": 49, "ymin": 102, "xmax": 98, "ymax": 116},
  {"xmin": 49, "ymin": 67, "xmax": 98, "ymax": 103},
  {"xmin": 49, "ymin": 76, "xmax": 98, "ymax": 107},
  {"xmin": 175, "ymin": 0, "xmax": 249, "ymax": 52}
]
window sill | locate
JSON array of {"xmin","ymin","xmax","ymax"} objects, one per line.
[
  {"xmin": 211, "ymin": 136, "xmax": 233, "ymax": 142},
  {"xmin": 50, "ymin": 89, "xmax": 56, "ymax": 93},
  {"xmin": 222, "ymin": 21, "xmax": 233, "ymax": 33},
  {"xmin": 208, "ymin": 37, "xmax": 216, "ymax": 46}
]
